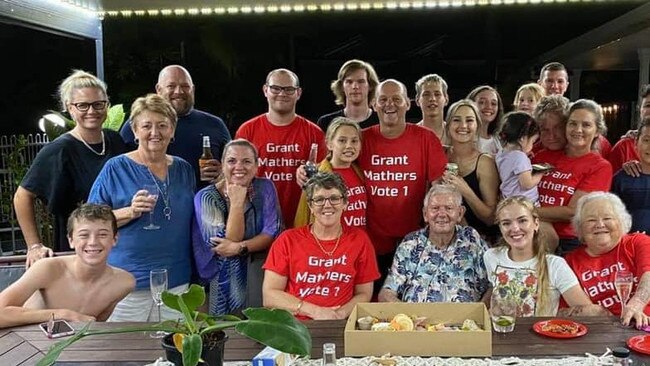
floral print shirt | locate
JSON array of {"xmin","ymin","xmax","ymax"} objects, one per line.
[{"xmin": 382, "ymin": 226, "xmax": 490, "ymax": 303}]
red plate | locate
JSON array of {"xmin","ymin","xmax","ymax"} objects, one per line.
[
  {"xmin": 628, "ymin": 335, "xmax": 650, "ymax": 355},
  {"xmin": 533, "ymin": 319, "xmax": 588, "ymax": 339}
]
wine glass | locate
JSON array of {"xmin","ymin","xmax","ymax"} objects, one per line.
[
  {"xmin": 143, "ymin": 184, "xmax": 160, "ymax": 230},
  {"xmin": 615, "ymin": 270, "xmax": 634, "ymax": 320},
  {"xmin": 149, "ymin": 269, "xmax": 168, "ymax": 338}
]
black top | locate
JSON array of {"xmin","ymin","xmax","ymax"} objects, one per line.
[
  {"xmin": 20, "ymin": 130, "xmax": 127, "ymax": 251},
  {"xmin": 316, "ymin": 109, "xmax": 379, "ymax": 132},
  {"xmin": 462, "ymin": 153, "xmax": 500, "ymax": 242}
]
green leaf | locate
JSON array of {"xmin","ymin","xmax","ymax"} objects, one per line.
[
  {"xmin": 235, "ymin": 308, "xmax": 311, "ymax": 357},
  {"xmin": 182, "ymin": 333, "xmax": 202, "ymax": 366},
  {"xmin": 103, "ymin": 104, "xmax": 126, "ymax": 131},
  {"xmin": 162, "ymin": 284, "xmax": 205, "ymax": 314}
]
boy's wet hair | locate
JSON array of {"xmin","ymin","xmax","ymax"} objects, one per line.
[{"xmin": 67, "ymin": 203, "xmax": 117, "ymax": 237}]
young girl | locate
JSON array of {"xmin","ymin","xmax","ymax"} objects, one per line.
[
  {"xmin": 495, "ymin": 111, "xmax": 543, "ymax": 203},
  {"xmin": 513, "ymin": 83, "xmax": 545, "ymax": 115},
  {"xmin": 294, "ymin": 117, "xmax": 366, "ymax": 228},
  {"xmin": 484, "ymin": 197, "xmax": 593, "ymax": 317},
  {"xmin": 496, "ymin": 112, "xmax": 559, "ymax": 251}
]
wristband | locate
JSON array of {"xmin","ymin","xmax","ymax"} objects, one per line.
[
  {"xmin": 29, "ymin": 243, "xmax": 44, "ymax": 251},
  {"xmin": 294, "ymin": 300, "xmax": 304, "ymax": 315}
]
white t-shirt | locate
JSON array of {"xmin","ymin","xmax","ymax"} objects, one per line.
[{"xmin": 484, "ymin": 246, "xmax": 579, "ymax": 316}]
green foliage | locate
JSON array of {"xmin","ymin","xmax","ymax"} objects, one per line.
[
  {"xmin": 104, "ymin": 104, "xmax": 126, "ymax": 131},
  {"xmin": 1, "ymin": 136, "xmax": 27, "ymax": 225},
  {"xmin": 37, "ymin": 284, "xmax": 312, "ymax": 366},
  {"xmin": 41, "ymin": 104, "xmax": 125, "ymax": 141}
]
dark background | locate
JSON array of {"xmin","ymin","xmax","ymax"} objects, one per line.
[{"xmin": 0, "ymin": 1, "xmax": 644, "ymax": 139}]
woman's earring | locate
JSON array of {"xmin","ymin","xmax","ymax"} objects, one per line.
[
  {"xmin": 134, "ymin": 137, "xmax": 139, "ymax": 145},
  {"xmin": 170, "ymin": 137, "xmax": 176, "ymax": 144}
]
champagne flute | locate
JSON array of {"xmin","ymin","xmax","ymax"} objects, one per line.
[
  {"xmin": 150, "ymin": 269, "xmax": 168, "ymax": 338},
  {"xmin": 143, "ymin": 184, "xmax": 160, "ymax": 230},
  {"xmin": 615, "ymin": 270, "xmax": 634, "ymax": 320}
]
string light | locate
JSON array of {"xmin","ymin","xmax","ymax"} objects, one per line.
[{"xmin": 81, "ymin": 0, "xmax": 617, "ymax": 17}]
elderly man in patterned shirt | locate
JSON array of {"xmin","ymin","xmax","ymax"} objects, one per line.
[{"xmin": 379, "ymin": 184, "xmax": 490, "ymax": 303}]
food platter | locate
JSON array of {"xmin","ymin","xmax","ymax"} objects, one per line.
[{"xmin": 532, "ymin": 319, "xmax": 588, "ymax": 339}]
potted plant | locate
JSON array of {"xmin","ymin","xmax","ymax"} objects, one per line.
[{"xmin": 36, "ymin": 284, "xmax": 312, "ymax": 366}]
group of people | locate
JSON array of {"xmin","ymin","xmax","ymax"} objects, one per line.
[{"xmin": 0, "ymin": 59, "xmax": 649, "ymax": 330}]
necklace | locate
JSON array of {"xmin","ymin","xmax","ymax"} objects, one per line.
[
  {"xmin": 144, "ymin": 162, "xmax": 172, "ymax": 220},
  {"xmin": 72, "ymin": 130, "xmax": 105, "ymax": 156},
  {"xmin": 311, "ymin": 226, "xmax": 342, "ymax": 257}
]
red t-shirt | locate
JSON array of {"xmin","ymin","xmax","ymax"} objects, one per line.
[
  {"xmin": 263, "ymin": 225, "xmax": 380, "ymax": 319},
  {"xmin": 358, "ymin": 124, "xmax": 446, "ymax": 254},
  {"xmin": 236, "ymin": 114, "xmax": 326, "ymax": 228},
  {"xmin": 564, "ymin": 234, "xmax": 650, "ymax": 316},
  {"xmin": 608, "ymin": 137, "xmax": 639, "ymax": 174},
  {"xmin": 532, "ymin": 150, "xmax": 612, "ymax": 239},
  {"xmin": 333, "ymin": 167, "xmax": 367, "ymax": 229},
  {"xmin": 597, "ymin": 135, "xmax": 612, "ymax": 160}
]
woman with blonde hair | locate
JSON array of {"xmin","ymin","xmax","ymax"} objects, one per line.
[
  {"xmin": 442, "ymin": 99, "xmax": 500, "ymax": 244},
  {"xmin": 295, "ymin": 117, "xmax": 366, "ymax": 228},
  {"xmin": 89, "ymin": 94, "xmax": 195, "ymax": 321},
  {"xmin": 484, "ymin": 196, "xmax": 594, "ymax": 316},
  {"xmin": 16, "ymin": 70, "xmax": 127, "ymax": 266}
]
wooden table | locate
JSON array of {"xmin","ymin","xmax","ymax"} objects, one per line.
[{"xmin": 1, "ymin": 316, "xmax": 649, "ymax": 365}]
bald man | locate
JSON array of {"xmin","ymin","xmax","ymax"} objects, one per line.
[{"xmin": 120, "ymin": 65, "xmax": 231, "ymax": 188}]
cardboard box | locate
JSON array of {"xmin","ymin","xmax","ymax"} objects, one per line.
[{"xmin": 344, "ymin": 302, "xmax": 492, "ymax": 357}]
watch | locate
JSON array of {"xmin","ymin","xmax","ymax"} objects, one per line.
[{"xmin": 238, "ymin": 243, "xmax": 249, "ymax": 256}]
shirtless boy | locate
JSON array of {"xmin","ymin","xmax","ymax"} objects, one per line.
[{"xmin": 0, "ymin": 204, "xmax": 135, "ymax": 328}]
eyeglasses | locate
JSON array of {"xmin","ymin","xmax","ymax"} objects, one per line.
[
  {"xmin": 310, "ymin": 195, "xmax": 344, "ymax": 206},
  {"xmin": 69, "ymin": 100, "xmax": 109, "ymax": 112},
  {"xmin": 266, "ymin": 85, "xmax": 299, "ymax": 95}
]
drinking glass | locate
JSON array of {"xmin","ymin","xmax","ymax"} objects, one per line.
[
  {"xmin": 615, "ymin": 270, "xmax": 634, "ymax": 320},
  {"xmin": 143, "ymin": 184, "xmax": 160, "ymax": 230},
  {"xmin": 490, "ymin": 292, "xmax": 517, "ymax": 333},
  {"xmin": 150, "ymin": 269, "xmax": 168, "ymax": 338}
]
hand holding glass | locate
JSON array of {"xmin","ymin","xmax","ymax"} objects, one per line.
[
  {"xmin": 490, "ymin": 293, "xmax": 517, "ymax": 333},
  {"xmin": 615, "ymin": 270, "xmax": 634, "ymax": 321},
  {"xmin": 142, "ymin": 184, "xmax": 160, "ymax": 230},
  {"xmin": 150, "ymin": 269, "xmax": 168, "ymax": 338}
]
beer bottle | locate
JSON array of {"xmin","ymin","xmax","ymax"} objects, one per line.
[
  {"xmin": 199, "ymin": 136, "xmax": 213, "ymax": 182},
  {"xmin": 304, "ymin": 143, "xmax": 319, "ymax": 179}
]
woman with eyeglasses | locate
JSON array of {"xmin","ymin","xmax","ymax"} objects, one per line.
[
  {"xmin": 15, "ymin": 70, "xmax": 127, "ymax": 267},
  {"xmin": 263, "ymin": 172, "xmax": 379, "ymax": 320},
  {"xmin": 192, "ymin": 139, "xmax": 283, "ymax": 316}
]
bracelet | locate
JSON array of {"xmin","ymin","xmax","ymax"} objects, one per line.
[
  {"xmin": 294, "ymin": 300, "xmax": 304, "ymax": 315},
  {"xmin": 29, "ymin": 244, "xmax": 43, "ymax": 251}
]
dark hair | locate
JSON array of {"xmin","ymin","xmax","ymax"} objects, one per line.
[
  {"xmin": 498, "ymin": 111, "xmax": 540, "ymax": 145},
  {"xmin": 67, "ymin": 203, "xmax": 117, "ymax": 237},
  {"xmin": 466, "ymin": 85, "xmax": 504, "ymax": 136},
  {"xmin": 637, "ymin": 116, "xmax": 650, "ymax": 138},
  {"xmin": 538, "ymin": 62, "xmax": 568, "ymax": 79},
  {"xmin": 304, "ymin": 172, "xmax": 348, "ymax": 203}
]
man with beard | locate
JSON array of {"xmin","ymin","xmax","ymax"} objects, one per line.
[
  {"xmin": 317, "ymin": 59, "xmax": 380, "ymax": 132},
  {"xmin": 120, "ymin": 65, "xmax": 231, "ymax": 187},
  {"xmin": 236, "ymin": 68, "xmax": 326, "ymax": 228}
]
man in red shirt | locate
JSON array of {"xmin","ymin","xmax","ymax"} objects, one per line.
[
  {"xmin": 357, "ymin": 79, "xmax": 447, "ymax": 290},
  {"xmin": 236, "ymin": 69, "xmax": 326, "ymax": 228}
]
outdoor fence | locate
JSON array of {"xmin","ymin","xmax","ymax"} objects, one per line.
[{"xmin": 0, "ymin": 133, "xmax": 48, "ymax": 255}]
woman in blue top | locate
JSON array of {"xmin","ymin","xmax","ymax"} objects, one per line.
[
  {"xmin": 88, "ymin": 94, "xmax": 195, "ymax": 321},
  {"xmin": 192, "ymin": 139, "xmax": 282, "ymax": 316}
]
